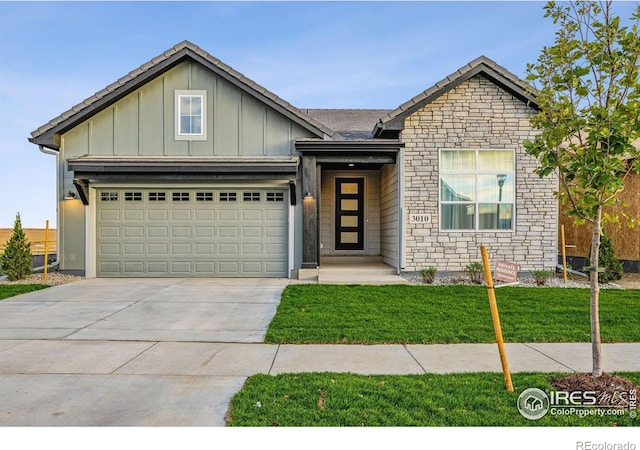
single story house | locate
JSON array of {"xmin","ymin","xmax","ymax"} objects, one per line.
[{"xmin": 29, "ymin": 41, "xmax": 558, "ymax": 278}]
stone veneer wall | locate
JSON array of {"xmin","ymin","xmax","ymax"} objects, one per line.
[{"xmin": 401, "ymin": 75, "xmax": 558, "ymax": 272}]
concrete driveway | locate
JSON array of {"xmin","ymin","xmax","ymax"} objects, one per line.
[{"xmin": 0, "ymin": 278, "xmax": 287, "ymax": 426}]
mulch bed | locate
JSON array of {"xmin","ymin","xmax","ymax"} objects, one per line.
[{"xmin": 551, "ymin": 373, "xmax": 639, "ymax": 407}]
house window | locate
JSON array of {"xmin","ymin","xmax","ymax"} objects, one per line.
[
  {"xmin": 100, "ymin": 192, "xmax": 118, "ymax": 202},
  {"xmin": 175, "ymin": 90, "xmax": 206, "ymax": 141},
  {"xmin": 243, "ymin": 192, "xmax": 261, "ymax": 202},
  {"xmin": 124, "ymin": 192, "xmax": 142, "ymax": 202},
  {"xmin": 439, "ymin": 149, "xmax": 514, "ymax": 231}
]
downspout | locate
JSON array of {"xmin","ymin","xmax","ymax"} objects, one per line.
[{"xmin": 36, "ymin": 145, "xmax": 61, "ymax": 273}]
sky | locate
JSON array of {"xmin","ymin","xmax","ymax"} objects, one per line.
[{"xmin": 1, "ymin": 0, "xmax": 638, "ymax": 228}]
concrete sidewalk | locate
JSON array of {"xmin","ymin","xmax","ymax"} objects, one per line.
[{"xmin": 1, "ymin": 340, "xmax": 639, "ymax": 426}]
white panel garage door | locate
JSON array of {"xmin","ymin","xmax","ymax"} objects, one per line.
[{"xmin": 96, "ymin": 188, "xmax": 288, "ymax": 277}]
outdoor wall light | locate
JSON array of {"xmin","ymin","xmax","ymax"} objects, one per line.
[
  {"xmin": 64, "ymin": 190, "xmax": 77, "ymax": 200},
  {"xmin": 303, "ymin": 191, "xmax": 315, "ymax": 200}
]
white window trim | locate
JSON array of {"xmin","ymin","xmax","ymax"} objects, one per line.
[
  {"xmin": 175, "ymin": 90, "xmax": 207, "ymax": 141},
  {"xmin": 438, "ymin": 148, "xmax": 516, "ymax": 232}
]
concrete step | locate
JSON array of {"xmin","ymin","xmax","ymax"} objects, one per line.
[
  {"xmin": 320, "ymin": 255, "xmax": 384, "ymax": 264},
  {"xmin": 319, "ymin": 263, "xmax": 396, "ymax": 276}
]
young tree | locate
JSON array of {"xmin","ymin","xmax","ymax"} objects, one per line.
[
  {"xmin": 525, "ymin": 1, "xmax": 640, "ymax": 377},
  {"xmin": 1, "ymin": 213, "xmax": 33, "ymax": 281}
]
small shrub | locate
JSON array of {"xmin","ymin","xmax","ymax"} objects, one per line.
[
  {"xmin": 531, "ymin": 270, "xmax": 552, "ymax": 286},
  {"xmin": 1, "ymin": 213, "xmax": 33, "ymax": 281},
  {"xmin": 464, "ymin": 262, "xmax": 484, "ymax": 284},
  {"xmin": 419, "ymin": 267, "xmax": 437, "ymax": 284},
  {"xmin": 586, "ymin": 233, "xmax": 623, "ymax": 284}
]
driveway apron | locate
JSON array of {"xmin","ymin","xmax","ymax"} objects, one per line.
[
  {"xmin": 0, "ymin": 278, "xmax": 286, "ymax": 426},
  {"xmin": 0, "ymin": 278, "xmax": 286, "ymax": 342}
]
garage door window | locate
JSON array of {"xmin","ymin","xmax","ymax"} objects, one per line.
[
  {"xmin": 196, "ymin": 192, "xmax": 214, "ymax": 202},
  {"xmin": 267, "ymin": 192, "xmax": 284, "ymax": 202},
  {"xmin": 220, "ymin": 192, "xmax": 237, "ymax": 202},
  {"xmin": 243, "ymin": 192, "xmax": 261, "ymax": 202},
  {"xmin": 100, "ymin": 192, "xmax": 119, "ymax": 202},
  {"xmin": 172, "ymin": 192, "xmax": 190, "ymax": 202},
  {"xmin": 149, "ymin": 192, "xmax": 166, "ymax": 201},
  {"xmin": 125, "ymin": 192, "xmax": 142, "ymax": 202}
]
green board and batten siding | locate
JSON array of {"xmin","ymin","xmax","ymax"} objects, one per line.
[
  {"xmin": 61, "ymin": 61, "xmax": 313, "ymax": 158},
  {"xmin": 58, "ymin": 60, "xmax": 314, "ymax": 275}
]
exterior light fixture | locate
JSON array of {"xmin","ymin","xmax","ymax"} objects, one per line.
[
  {"xmin": 64, "ymin": 190, "xmax": 77, "ymax": 200},
  {"xmin": 303, "ymin": 191, "xmax": 315, "ymax": 200},
  {"xmin": 348, "ymin": 163, "xmax": 355, "ymax": 167}
]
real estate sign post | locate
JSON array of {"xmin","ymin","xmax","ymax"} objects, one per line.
[{"xmin": 480, "ymin": 245, "xmax": 513, "ymax": 392}]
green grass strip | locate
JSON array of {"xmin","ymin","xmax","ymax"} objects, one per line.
[
  {"xmin": 227, "ymin": 372, "xmax": 640, "ymax": 427},
  {"xmin": 265, "ymin": 285, "xmax": 640, "ymax": 344},
  {"xmin": 0, "ymin": 284, "xmax": 49, "ymax": 300}
]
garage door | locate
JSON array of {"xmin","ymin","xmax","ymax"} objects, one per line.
[{"xmin": 96, "ymin": 188, "xmax": 288, "ymax": 277}]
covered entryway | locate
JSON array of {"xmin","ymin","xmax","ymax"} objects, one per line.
[
  {"xmin": 95, "ymin": 187, "xmax": 288, "ymax": 277},
  {"xmin": 296, "ymin": 140, "xmax": 403, "ymax": 272}
]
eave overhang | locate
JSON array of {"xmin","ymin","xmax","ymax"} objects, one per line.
[
  {"xmin": 67, "ymin": 156, "xmax": 300, "ymax": 178},
  {"xmin": 295, "ymin": 139, "xmax": 402, "ymax": 165}
]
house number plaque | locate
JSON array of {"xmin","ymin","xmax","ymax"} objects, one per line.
[{"xmin": 409, "ymin": 214, "xmax": 431, "ymax": 224}]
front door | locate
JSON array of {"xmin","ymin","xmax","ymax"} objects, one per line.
[{"xmin": 335, "ymin": 178, "xmax": 364, "ymax": 250}]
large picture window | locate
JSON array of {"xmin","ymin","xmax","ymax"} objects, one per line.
[
  {"xmin": 439, "ymin": 149, "xmax": 515, "ymax": 231},
  {"xmin": 175, "ymin": 90, "xmax": 206, "ymax": 140}
]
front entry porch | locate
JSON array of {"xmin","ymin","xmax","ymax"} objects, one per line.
[{"xmin": 297, "ymin": 256, "xmax": 409, "ymax": 284}]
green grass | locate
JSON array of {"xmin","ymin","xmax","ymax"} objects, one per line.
[
  {"xmin": 265, "ymin": 285, "xmax": 640, "ymax": 344},
  {"xmin": 227, "ymin": 372, "xmax": 640, "ymax": 426},
  {"xmin": 0, "ymin": 284, "xmax": 49, "ymax": 300}
]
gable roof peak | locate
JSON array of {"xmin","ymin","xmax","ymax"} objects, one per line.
[
  {"xmin": 30, "ymin": 41, "xmax": 338, "ymax": 149},
  {"xmin": 373, "ymin": 55, "xmax": 538, "ymax": 137}
]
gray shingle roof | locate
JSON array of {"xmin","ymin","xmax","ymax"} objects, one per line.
[
  {"xmin": 30, "ymin": 40, "xmax": 339, "ymax": 149},
  {"xmin": 304, "ymin": 109, "xmax": 391, "ymax": 139}
]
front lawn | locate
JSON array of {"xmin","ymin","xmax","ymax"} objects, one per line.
[
  {"xmin": 0, "ymin": 284, "xmax": 49, "ymax": 300},
  {"xmin": 265, "ymin": 285, "xmax": 639, "ymax": 344},
  {"xmin": 227, "ymin": 371, "xmax": 640, "ymax": 426}
]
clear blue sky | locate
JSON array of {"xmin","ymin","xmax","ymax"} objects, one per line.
[{"xmin": 1, "ymin": 0, "xmax": 637, "ymax": 228}]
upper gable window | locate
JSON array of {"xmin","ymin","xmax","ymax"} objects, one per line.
[{"xmin": 175, "ymin": 90, "xmax": 206, "ymax": 141}]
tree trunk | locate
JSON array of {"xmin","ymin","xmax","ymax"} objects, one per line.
[{"xmin": 590, "ymin": 206, "xmax": 603, "ymax": 377}]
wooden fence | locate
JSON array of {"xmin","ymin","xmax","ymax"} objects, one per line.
[
  {"xmin": 560, "ymin": 173, "xmax": 640, "ymax": 262},
  {"xmin": 0, "ymin": 228, "xmax": 57, "ymax": 255}
]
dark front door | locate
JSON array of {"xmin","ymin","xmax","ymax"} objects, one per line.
[{"xmin": 335, "ymin": 178, "xmax": 364, "ymax": 250}]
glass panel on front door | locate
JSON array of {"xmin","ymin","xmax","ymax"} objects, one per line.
[{"xmin": 335, "ymin": 178, "xmax": 364, "ymax": 250}]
